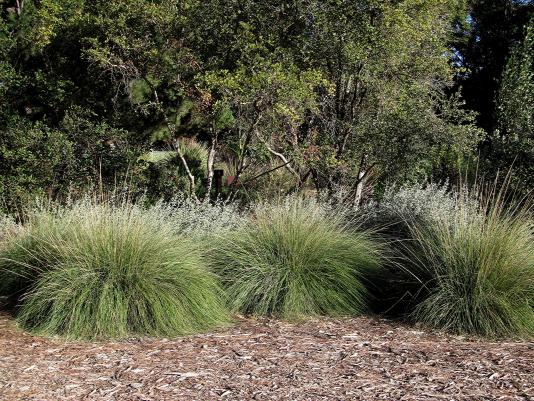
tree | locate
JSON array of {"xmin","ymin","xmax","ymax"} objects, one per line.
[
  {"xmin": 453, "ymin": 0, "xmax": 534, "ymax": 133},
  {"xmin": 0, "ymin": 0, "xmax": 485, "ymax": 207},
  {"xmin": 189, "ymin": 0, "xmax": 481, "ymax": 203},
  {"xmin": 450, "ymin": 1, "xmax": 534, "ymax": 192},
  {"xmin": 293, "ymin": 0, "xmax": 481, "ymax": 203},
  {"xmin": 495, "ymin": 17, "xmax": 534, "ymax": 190},
  {"xmin": 0, "ymin": 1, "xmax": 140, "ymax": 209}
]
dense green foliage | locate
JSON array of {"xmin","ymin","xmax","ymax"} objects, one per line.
[
  {"xmin": 495, "ymin": 17, "xmax": 534, "ymax": 190},
  {"xmin": 0, "ymin": 202, "xmax": 228, "ymax": 339},
  {"xmin": 453, "ymin": 0, "xmax": 534, "ymax": 132},
  {"xmin": 210, "ymin": 198, "xmax": 382, "ymax": 318},
  {"xmin": 453, "ymin": 0, "xmax": 534, "ymax": 190},
  {"xmin": 0, "ymin": 0, "xmax": 486, "ymax": 209}
]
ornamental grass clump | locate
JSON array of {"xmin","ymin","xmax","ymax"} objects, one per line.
[
  {"xmin": 0, "ymin": 202, "xmax": 228, "ymax": 340},
  {"xmin": 0, "ymin": 210, "xmax": 66, "ymax": 305},
  {"xmin": 210, "ymin": 198, "xmax": 382, "ymax": 319},
  {"xmin": 399, "ymin": 185, "xmax": 534, "ymax": 338}
]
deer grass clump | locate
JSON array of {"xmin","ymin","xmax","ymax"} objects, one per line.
[
  {"xmin": 0, "ymin": 202, "xmax": 228, "ymax": 340},
  {"xmin": 210, "ymin": 198, "xmax": 382, "ymax": 319},
  {"xmin": 398, "ymin": 185, "xmax": 534, "ymax": 338}
]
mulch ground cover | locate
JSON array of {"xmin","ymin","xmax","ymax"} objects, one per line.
[{"xmin": 0, "ymin": 312, "xmax": 532, "ymax": 401}]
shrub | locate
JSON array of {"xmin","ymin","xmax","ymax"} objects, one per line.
[
  {"xmin": 0, "ymin": 202, "xmax": 228, "ymax": 339},
  {"xmin": 359, "ymin": 182, "xmax": 459, "ymax": 235},
  {"xmin": 210, "ymin": 198, "xmax": 382, "ymax": 318},
  {"xmin": 0, "ymin": 209, "xmax": 64, "ymax": 305},
  {"xmin": 0, "ymin": 214, "xmax": 22, "ymax": 305},
  {"xmin": 134, "ymin": 139, "xmax": 209, "ymax": 201},
  {"xmin": 397, "ymin": 188, "xmax": 534, "ymax": 338},
  {"xmin": 0, "ymin": 214, "xmax": 19, "ymax": 247},
  {"xmin": 151, "ymin": 196, "xmax": 245, "ymax": 239}
]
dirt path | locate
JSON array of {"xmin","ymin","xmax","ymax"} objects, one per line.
[{"xmin": 0, "ymin": 313, "xmax": 532, "ymax": 401}]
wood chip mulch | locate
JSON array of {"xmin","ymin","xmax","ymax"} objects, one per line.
[{"xmin": 0, "ymin": 313, "xmax": 532, "ymax": 401}]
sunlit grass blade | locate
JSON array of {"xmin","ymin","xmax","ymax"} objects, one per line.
[
  {"xmin": 209, "ymin": 198, "xmax": 383, "ymax": 319},
  {"xmin": 0, "ymin": 201, "xmax": 229, "ymax": 340},
  {"xmin": 397, "ymin": 183, "xmax": 534, "ymax": 338}
]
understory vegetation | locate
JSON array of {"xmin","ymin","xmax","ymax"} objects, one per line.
[
  {"xmin": 405, "ymin": 199, "xmax": 534, "ymax": 338},
  {"xmin": 380, "ymin": 184, "xmax": 534, "ymax": 338},
  {"xmin": 0, "ymin": 202, "xmax": 229, "ymax": 339},
  {"xmin": 209, "ymin": 199, "xmax": 382, "ymax": 318},
  {"xmin": 0, "ymin": 1, "xmax": 533, "ymax": 342},
  {"xmin": 0, "ymin": 188, "xmax": 532, "ymax": 340}
]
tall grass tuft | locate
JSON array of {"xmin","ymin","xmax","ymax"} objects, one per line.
[
  {"xmin": 210, "ymin": 198, "xmax": 382, "ymax": 319},
  {"xmin": 0, "ymin": 210, "xmax": 64, "ymax": 305},
  {"xmin": 0, "ymin": 202, "xmax": 228, "ymax": 339},
  {"xmin": 398, "ymin": 184, "xmax": 534, "ymax": 338}
]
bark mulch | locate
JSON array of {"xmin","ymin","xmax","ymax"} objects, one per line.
[{"xmin": 0, "ymin": 312, "xmax": 532, "ymax": 401}]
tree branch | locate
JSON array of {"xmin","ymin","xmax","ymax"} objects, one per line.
[
  {"xmin": 153, "ymin": 89, "xmax": 198, "ymax": 201},
  {"xmin": 229, "ymin": 104, "xmax": 263, "ymax": 193},
  {"xmin": 205, "ymin": 126, "xmax": 218, "ymax": 198},
  {"xmin": 256, "ymin": 133, "xmax": 300, "ymax": 180},
  {"xmin": 241, "ymin": 161, "xmax": 291, "ymax": 185}
]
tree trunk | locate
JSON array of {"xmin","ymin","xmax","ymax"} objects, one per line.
[
  {"xmin": 173, "ymin": 140, "xmax": 198, "ymax": 200},
  {"xmin": 15, "ymin": 0, "xmax": 24, "ymax": 16},
  {"xmin": 205, "ymin": 129, "xmax": 218, "ymax": 199},
  {"xmin": 228, "ymin": 109, "xmax": 262, "ymax": 197},
  {"xmin": 353, "ymin": 153, "xmax": 369, "ymax": 207},
  {"xmin": 353, "ymin": 168, "xmax": 366, "ymax": 207}
]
